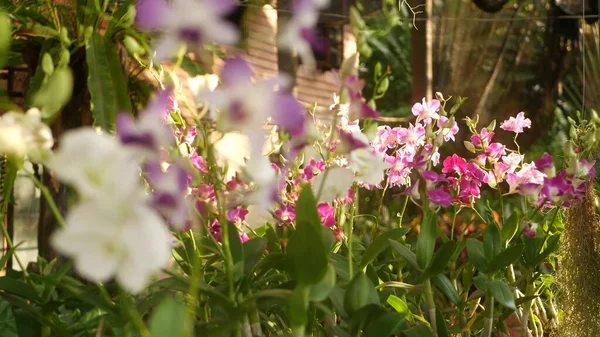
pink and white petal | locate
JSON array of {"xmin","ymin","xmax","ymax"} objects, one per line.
[{"xmin": 135, "ymin": 0, "xmax": 169, "ymax": 30}]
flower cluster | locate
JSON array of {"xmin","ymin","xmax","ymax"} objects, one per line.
[
  {"xmin": 0, "ymin": 108, "xmax": 53, "ymax": 164},
  {"xmin": 50, "ymin": 91, "xmax": 184, "ymax": 293}
]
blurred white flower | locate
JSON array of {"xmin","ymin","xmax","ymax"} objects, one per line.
[
  {"xmin": 48, "ymin": 128, "xmax": 142, "ymax": 207},
  {"xmin": 0, "ymin": 108, "xmax": 53, "ymax": 163},
  {"xmin": 349, "ymin": 148, "xmax": 391, "ymax": 186},
  {"xmin": 312, "ymin": 166, "xmax": 354, "ymax": 203},
  {"xmin": 52, "ymin": 201, "xmax": 172, "ymax": 293}
]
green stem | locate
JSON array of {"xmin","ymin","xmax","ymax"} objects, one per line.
[
  {"xmin": 184, "ymin": 229, "xmax": 201, "ymax": 337},
  {"xmin": 450, "ymin": 206, "xmax": 459, "ymax": 240},
  {"xmin": 347, "ymin": 188, "xmax": 357, "ymax": 280},
  {"xmin": 423, "ymin": 279, "xmax": 437, "ymax": 337},
  {"xmin": 498, "ymin": 188, "xmax": 505, "ymax": 225},
  {"xmin": 397, "ymin": 195, "xmax": 409, "ymax": 228},
  {"xmin": 26, "ymin": 170, "xmax": 66, "ymax": 228},
  {"xmin": 482, "ymin": 293, "xmax": 494, "ymax": 337},
  {"xmin": 521, "ymin": 274, "xmax": 534, "ymax": 337}
]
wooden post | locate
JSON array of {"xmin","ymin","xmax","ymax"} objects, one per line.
[{"xmin": 411, "ymin": 0, "xmax": 427, "ymax": 103}]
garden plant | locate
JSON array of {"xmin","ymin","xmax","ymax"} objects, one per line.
[{"xmin": 0, "ymin": 0, "xmax": 599, "ymax": 337}]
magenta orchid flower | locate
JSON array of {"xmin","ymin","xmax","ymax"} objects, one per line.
[
  {"xmin": 317, "ymin": 203, "xmax": 336, "ymax": 227},
  {"xmin": 135, "ymin": 0, "xmax": 240, "ymax": 60},
  {"xmin": 428, "ymin": 187, "xmax": 452, "ymax": 207},
  {"xmin": 485, "ymin": 143, "xmax": 506, "ymax": 161},
  {"xmin": 442, "ymin": 154, "xmax": 468, "ymax": 175},
  {"xmin": 344, "ymin": 76, "xmax": 379, "ymax": 120},
  {"xmin": 470, "ymin": 128, "xmax": 494, "ymax": 147},
  {"xmin": 274, "ymin": 206, "xmax": 296, "ymax": 225},
  {"xmin": 500, "ymin": 112, "xmax": 532, "ymax": 134}
]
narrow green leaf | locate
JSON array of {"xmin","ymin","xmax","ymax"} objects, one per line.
[
  {"xmin": 435, "ymin": 307, "xmax": 449, "ymax": 337},
  {"xmin": 242, "ymin": 238, "xmax": 266, "ymax": 275},
  {"xmin": 420, "ymin": 241, "xmax": 455, "ymax": 280},
  {"xmin": 360, "ymin": 228, "xmax": 409, "ymax": 269},
  {"xmin": 362, "ymin": 311, "xmax": 406, "ymax": 337},
  {"xmin": 389, "ymin": 239, "xmax": 420, "ymax": 270},
  {"xmin": 265, "ymin": 225, "xmax": 281, "ymax": 253},
  {"xmin": 431, "ymin": 274, "xmax": 461, "ymax": 305},
  {"xmin": 466, "ymin": 239, "xmax": 489, "ymax": 273},
  {"xmin": 534, "ymin": 234, "xmax": 560, "ymax": 265},
  {"xmin": 501, "ymin": 211, "xmax": 520, "ymax": 245},
  {"xmin": 483, "ymin": 221, "xmax": 502, "ymax": 260},
  {"xmin": 86, "ymin": 32, "xmax": 132, "ymax": 131},
  {"xmin": 0, "ymin": 278, "xmax": 39, "ymax": 303},
  {"xmin": 487, "ymin": 244, "xmax": 523, "ymax": 273},
  {"xmin": 416, "ymin": 212, "xmax": 437, "ymax": 269},
  {"xmin": 487, "ymin": 280, "xmax": 515, "ymax": 310},
  {"xmin": 149, "ymin": 297, "xmax": 186, "ymax": 337},
  {"xmin": 386, "ymin": 295, "xmax": 409, "ymax": 315},
  {"xmin": 0, "ymin": 11, "xmax": 11, "ymax": 69}
]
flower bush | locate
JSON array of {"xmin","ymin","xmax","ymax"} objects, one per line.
[{"xmin": 1, "ymin": 1, "xmax": 600, "ymax": 337}]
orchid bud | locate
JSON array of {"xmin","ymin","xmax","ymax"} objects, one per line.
[
  {"xmin": 591, "ymin": 109, "xmax": 600, "ymax": 124},
  {"xmin": 435, "ymin": 92, "xmax": 445, "ymax": 102},
  {"xmin": 443, "ymin": 116, "xmax": 455, "ymax": 129},
  {"xmin": 463, "ymin": 141, "xmax": 476, "ymax": 153},
  {"xmin": 564, "ymin": 142, "xmax": 577, "ymax": 159},
  {"xmin": 486, "ymin": 119, "xmax": 496, "ymax": 132},
  {"xmin": 585, "ymin": 131, "xmax": 596, "ymax": 148},
  {"xmin": 123, "ymin": 36, "xmax": 146, "ymax": 56},
  {"xmin": 569, "ymin": 125, "xmax": 578, "ymax": 140},
  {"xmin": 434, "ymin": 133, "xmax": 444, "ymax": 147}
]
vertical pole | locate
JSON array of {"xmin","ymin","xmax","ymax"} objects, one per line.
[
  {"xmin": 425, "ymin": 0, "xmax": 434, "ymax": 100},
  {"xmin": 410, "ymin": 0, "xmax": 427, "ymax": 103}
]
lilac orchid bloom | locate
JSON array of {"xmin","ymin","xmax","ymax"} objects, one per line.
[
  {"xmin": 145, "ymin": 161, "xmax": 191, "ymax": 229},
  {"xmin": 117, "ymin": 90, "xmax": 174, "ymax": 156},
  {"xmin": 278, "ymin": 0, "xmax": 331, "ymax": 69},
  {"xmin": 135, "ymin": 0, "xmax": 240, "ymax": 60}
]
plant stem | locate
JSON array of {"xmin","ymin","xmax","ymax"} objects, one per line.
[
  {"xmin": 521, "ymin": 274, "xmax": 534, "ymax": 337},
  {"xmin": 397, "ymin": 195, "xmax": 409, "ymax": 228},
  {"xmin": 26, "ymin": 170, "xmax": 66, "ymax": 228},
  {"xmin": 423, "ymin": 279, "xmax": 437, "ymax": 337},
  {"xmin": 482, "ymin": 293, "xmax": 494, "ymax": 337},
  {"xmin": 498, "ymin": 188, "xmax": 505, "ymax": 224},
  {"xmin": 346, "ymin": 188, "xmax": 357, "ymax": 280}
]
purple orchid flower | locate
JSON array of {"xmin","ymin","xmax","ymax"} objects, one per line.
[
  {"xmin": 117, "ymin": 89, "xmax": 174, "ymax": 155},
  {"xmin": 145, "ymin": 161, "xmax": 190, "ymax": 229},
  {"xmin": 135, "ymin": 0, "xmax": 240, "ymax": 60}
]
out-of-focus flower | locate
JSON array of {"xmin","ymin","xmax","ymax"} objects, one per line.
[
  {"xmin": 135, "ymin": 0, "xmax": 240, "ymax": 60},
  {"xmin": 500, "ymin": 112, "xmax": 531, "ymax": 134},
  {"xmin": 51, "ymin": 201, "xmax": 172, "ymax": 294},
  {"xmin": 278, "ymin": 0, "xmax": 331, "ymax": 69},
  {"xmin": 344, "ymin": 76, "xmax": 379, "ymax": 120},
  {"xmin": 117, "ymin": 90, "xmax": 174, "ymax": 156},
  {"xmin": 312, "ymin": 166, "xmax": 354, "ymax": 203},
  {"xmin": 349, "ymin": 148, "xmax": 391, "ymax": 186},
  {"xmin": 411, "ymin": 98, "xmax": 440, "ymax": 124},
  {"xmin": 145, "ymin": 161, "xmax": 191, "ymax": 229},
  {"xmin": 428, "ymin": 187, "xmax": 452, "ymax": 207},
  {"xmin": 49, "ymin": 129, "xmax": 142, "ymax": 206},
  {"xmin": 0, "ymin": 108, "xmax": 53, "ymax": 163}
]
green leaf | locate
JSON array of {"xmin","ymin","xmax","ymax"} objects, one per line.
[
  {"xmin": 420, "ymin": 241, "xmax": 455, "ymax": 280},
  {"xmin": 501, "ymin": 211, "xmax": 520, "ymax": 245},
  {"xmin": 0, "ymin": 297, "xmax": 18, "ymax": 337},
  {"xmin": 401, "ymin": 323, "xmax": 434, "ymax": 337},
  {"xmin": 416, "ymin": 212, "xmax": 437, "ymax": 269},
  {"xmin": 86, "ymin": 32, "xmax": 132, "ymax": 131},
  {"xmin": 242, "ymin": 238, "xmax": 266, "ymax": 275},
  {"xmin": 295, "ymin": 184, "xmax": 322, "ymax": 227},
  {"xmin": 483, "ymin": 221, "xmax": 502, "ymax": 260},
  {"xmin": 435, "ymin": 307, "xmax": 449, "ymax": 337},
  {"xmin": 0, "ymin": 278, "xmax": 39, "ymax": 303},
  {"xmin": 149, "ymin": 297, "xmax": 186, "ymax": 337},
  {"xmin": 288, "ymin": 286, "xmax": 309, "ymax": 326},
  {"xmin": 344, "ymin": 272, "xmax": 380, "ymax": 315},
  {"xmin": 309, "ymin": 265, "xmax": 336, "ymax": 302},
  {"xmin": 389, "ymin": 239, "xmax": 420, "ymax": 270},
  {"xmin": 534, "ymin": 234, "xmax": 560, "ymax": 265},
  {"xmin": 265, "ymin": 225, "xmax": 281, "ymax": 253},
  {"xmin": 431, "ymin": 274, "xmax": 461, "ymax": 305},
  {"xmin": 362, "ymin": 311, "xmax": 406, "ymax": 337},
  {"xmin": 360, "ymin": 228, "xmax": 409, "ymax": 269},
  {"xmin": 0, "ymin": 11, "xmax": 10, "ymax": 69},
  {"xmin": 487, "ymin": 280, "xmax": 515, "ymax": 310},
  {"xmin": 386, "ymin": 295, "xmax": 409, "ymax": 315},
  {"xmin": 287, "ymin": 187, "xmax": 329, "ymax": 285},
  {"xmin": 487, "ymin": 244, "xmax": 523, "ymax": 273},
  {"xmin": 466, "ymin": 239, "xmax": 488, "ymax": 273}
]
